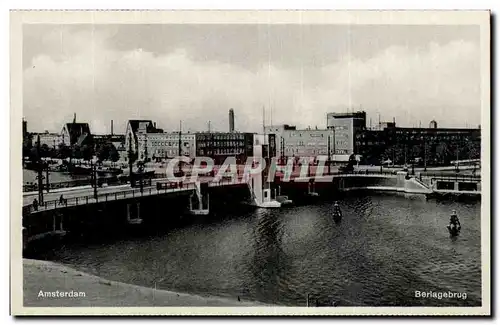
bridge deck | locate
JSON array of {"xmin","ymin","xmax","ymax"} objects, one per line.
[{"xmin": 24, "ymin": 178, "xmax": 245, "ymax": 215}]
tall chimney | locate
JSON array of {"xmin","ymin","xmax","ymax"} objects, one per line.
[
  {"xmin": 229, "ymin": 108, "xmax": 235, "ymax": 132},
  {"xmin": 111, "ymin": 120, "xmax": 114, "ymax": 135}
]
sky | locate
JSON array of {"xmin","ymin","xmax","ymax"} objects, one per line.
[{"xmin": 22, "ymin": 24, "xmax": 481, "ymax": 134}]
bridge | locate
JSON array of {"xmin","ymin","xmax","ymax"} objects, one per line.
[{"xmin": 23, "ymin": 166, "xmax": 481, "ymax": 215}]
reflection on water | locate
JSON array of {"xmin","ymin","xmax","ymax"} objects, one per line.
[
  {"xmin": 23, "ymin": 169, "xmax": 88, "ymax": 184},
  {"xmin": 35, "ymin": 193, "xmax": 481, "ymax": 306}
]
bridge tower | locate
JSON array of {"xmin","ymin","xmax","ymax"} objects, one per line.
[
  {"xmin": 126, "ymin": 202, "xmax": 143, "ymax": 225},
  {"xmin": 189, "ymin": 181, "xmax": 210, "ymax": 215},
  {"xmin": 247, "ymin": 134, "xmax": 280, "ymax": 208}
]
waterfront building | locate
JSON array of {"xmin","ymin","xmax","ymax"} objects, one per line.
[
  {"xmin": 124, "ymin": 120, "xmax": 161, "ymax": 157},
  {"xmin": 93, "ymin": 134, "xmax": 125, "ymax": 149},
  {"xmin": 265, "ymin": 125, "xmax": 332, "ymax": 160},
  {"xmin": 35, "ymin": 131, "xmax": 63, "ymax": 148},
  {"xmin": 355, "ymin": 121, "xmax": 481, "ymax": 166},
  {"xmin": 326, "ymin": 111, "xmax": 367, "ymax": 156},
  {"xmin": 60, "ymin": 114, "xmax": 93, "ymax": 147},
  {"xmin": 136, "ymin": 131, "xmax": 196, "ymax": 162},
  {"xmin": 194, "ymin": 132, "xmax": 254, "ymax": 165}
]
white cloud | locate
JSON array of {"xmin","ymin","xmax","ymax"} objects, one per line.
[{"xmin": 23, "ymin": 31, "xmax": 481, "ymax": 135}]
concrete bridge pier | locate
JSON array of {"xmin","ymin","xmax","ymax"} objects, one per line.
[
  {"xmin": 52, "ymin": 211, "xmax": 65, "ymax": 232},
  {"xmin": 189, "ymin": 181, "xmax": 210, "ymax": 215},
  {"xmin": 126, "ymin": 202, "xmax": 143, "ymax": 225},
  {"xmin": 307, "ymin": 179, "xmax": 319, "ymax": 197}
]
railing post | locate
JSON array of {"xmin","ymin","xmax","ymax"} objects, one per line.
[
  {"xmin": 76, "ymin": 197, "xmax": 78, "ymax": 205},
  {"xmin": 86, "ymin": 196, "xmax": 88, "ymax": 204},
  {"xmin": 106, "ymin": 194, "xmax": 108, "ymax": 202},
  {"xmin": 115, "ymin": 193, "xmax": 117, "ymax": 200}
]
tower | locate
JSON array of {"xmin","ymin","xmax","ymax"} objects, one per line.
[
  {"xmin": 429, "ymin": 120, "xmax": 438, "ymax": 129},
  {"xmin": 229, "ymin": 108, "xmax": 235, "ymax": 132}
]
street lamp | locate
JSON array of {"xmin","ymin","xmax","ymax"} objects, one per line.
[
  {"xmin": 137, "ymin": 160, "xmax": 145, "ymax": 194},
  {"xmin": 90, "ymin": 158, "xmax": 98, "ymax": 199}
]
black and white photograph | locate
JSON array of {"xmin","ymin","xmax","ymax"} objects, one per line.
[{"xmin": 10, "ymin": 10, "xmax": 491, "ymax": 316}]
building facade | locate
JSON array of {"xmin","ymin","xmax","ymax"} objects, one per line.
[
  {"xmin": 124, "ymin": 120, "xmax": 161, "ymax": 157},
  {"xmin": 61, "ymin": 123, "xmax": 92, "ymax": 147},
  {"xmin": 355, "ymin": 123, "xmax": 481, "ymax": 166},
  {"xmin": 265, "ymin": 125, "xmax": 332, "ymax": 159},
  {"xmin": 136, "ymin": 132, "xmax": 196, "ymax": 161},
  {"xmin": 326, "ymin": 111, "xmax": 367, "ymax": 155},
  {"xmin": 194, "ymin": 132, "xmax": 254, "ymax": 164},
  {"xmin": 36, "ymin": 131, "xmax": 63, "ymax": 148}
]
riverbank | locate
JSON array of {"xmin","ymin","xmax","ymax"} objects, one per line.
[{"xmin": 23, "ymin": 259, "xmax": 265, "ymax": 307}]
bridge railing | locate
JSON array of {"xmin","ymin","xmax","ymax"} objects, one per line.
[
  {"xmin": 23, "ymin": 181, "xmax": 198, "ymax": 214},
  {"xmin": 341, "ymin": 169, "xmax": 397, "ymax": 176},
  {"xmin": 420, "ymin": 172, "xmax": 481, "ymax": 182},
  {"xmin": 23, "ymin": 176, "xmax": 123, "ymax": 193}
]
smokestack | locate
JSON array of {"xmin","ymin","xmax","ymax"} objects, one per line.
[
  {"xmin": 229, "ymin": 108, "xmax": 235, "ymax": 132},
  {"xmin": 111, "ymin": 120, "xmax": 114, "ymax": 135}
]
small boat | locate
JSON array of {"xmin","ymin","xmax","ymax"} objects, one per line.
[
  {"xmin": 333, "ymin": 211, "xmax": 342, "ymax": 223},
  {"xmin": 276, "ymin": 195, "xmax": 293, "ymax": 206},
  {"xmin": 447, "ymin": 224, "xmax": 461, "ymax": 236}
]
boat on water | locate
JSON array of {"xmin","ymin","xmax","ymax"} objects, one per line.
[
  {"xmin": 446, "ymin": 224, "xmax": 461, "ymax": 236},
  {"xmin": 276, "ymin": 195, "xmax": 293, "ymax": 206},
  {"xmin": 333, "ymin": 202, "xmax": 342, "ymax": 222},
  {"xmin": 447, "ymin": 210, "xmax": 461, "ymax": 236}
]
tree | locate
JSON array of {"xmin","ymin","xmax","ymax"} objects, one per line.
[
  {"xmin": 81, "ymin": 144, "xmax": 93, "ymax": 161},
  {"xmin": 72, "ymin": 144, "xmax": 82, "ymax": 160},
  {"xmin": 97, "ymin": 143, "xmax": 110, "ymax": 161},
  {"xmin": 57, "ymin": 143, "xmax": 71, "ymax": 159},
  {"xmin": 109, "ymin": 145, "xmax": 119, "ymax": 162}
]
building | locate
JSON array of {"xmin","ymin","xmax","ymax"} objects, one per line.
[
  {"xmin": 429, "ymin": 120, "xmax": 438, "ymax": 129},
  {"xmin": 229, "ymin": 109, "xmax": 235, "ymax": 132},
  {"xmin": 61, "ymin": 115, "xmax": 93, "ymax": 147},
  {"xmin": 355, "ymin": 122, "xmax": 481, "ymax": 166},
  {"xmin": 124, "ymin": 120, "xmax": 160, "ymax": 156},
  {"xmin": 194, "ymin": 132, "xmax": 254, "ymax": 165},
  {"xmin": 136, "ymin": 132, "xmax": 196, "ymax": 162},
  {"xmin": 326, "ymin": 111, "xmax": 367, "ymax": 156},
  {"xmin": 265, "ymin": 125, "xmax": 332, "ymax": 159},
  {"xmin": 35, "ymin": 131, "xmax": 63, "ymax": 148},
  {"xmin": 94, "ymin": 134, "xmax": 125, "ymax": 148},
  {"xmin": 22, "ymin": 118, "xmax": 32, "ymax": 149}
]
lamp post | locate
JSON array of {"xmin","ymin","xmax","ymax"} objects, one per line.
[
  {"xmin": 332, "ymin": 126, "xmax": 336, "ymax": 167},
  {"xmin": 35, "ymin": 135, "xmax": 44, "ymax": 204},
  {"xmin": 128, "ymin": 133, "xmax": 135, "ymax": 187},
  {"xmin": 90, "ymin": 158, "xmax": 98, "ymax": 199},
  {"xmin": 45, "ymin": 162, "xmax": 50, "ymax": 192},
  {"xmin": 178, "ymin": 120, "xmax": 182, "ymax": 174},
  {"xmin": 137, "ymin": 160, "xmax": 145, "ymax": 194}
]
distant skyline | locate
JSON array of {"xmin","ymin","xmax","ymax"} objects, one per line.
[{"xmin": 23, "ymin": 24, "xmax": 481, "ymax": 134}]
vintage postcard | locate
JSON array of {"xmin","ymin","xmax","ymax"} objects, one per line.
[{"xmin": 10, "ymin": 10, "xmax": 490, "ymax": 316}]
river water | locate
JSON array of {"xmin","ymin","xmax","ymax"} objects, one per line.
[
  {"xmin": 23, "ymin": 169, "xmax": 89, "ymax": 184},
  {"xmin": 35, "ymin": 193, "xmax": 481, "ymax": 307}
]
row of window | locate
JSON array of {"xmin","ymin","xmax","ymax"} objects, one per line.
[
  {"xmin": 196, "ymin": 134, "xmax": 246, "ymax": 141},
  {"xmin": 286, "ymin": 132, "xmax": 330, "ymax": 138},
  {"xmin": 142, "ymin": 141, "xmax": 192, "ymax": 147},
  {"xmin": 197, "ymin": 142, "xmax": 244, "ymax": 148},
  {"xmin": 197, "ymin": 149, "xmax": 245, "ymax": 155},
  {"xmin": 284, "ymin": 148, "xmax": 346, "ymax": 154}
]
